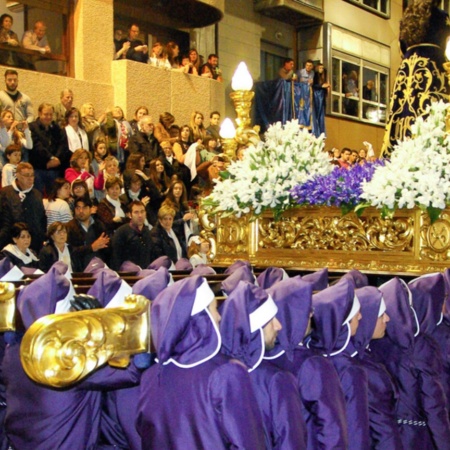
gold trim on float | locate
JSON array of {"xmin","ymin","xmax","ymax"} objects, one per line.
[
  {"xmin": 0, "ymin": 282, "xmax": 16, "ymax": 332},
  {"xmin": 20, "ymin": 294, "xmax": 150, "ymax": 388},
  {"xmin": 205, "ymin": 207, "xmax": 450, "ymax": 275}
]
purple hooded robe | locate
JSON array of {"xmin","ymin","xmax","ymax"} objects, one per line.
[
  {"xmin": 371, "ymin": 277, "xmax": 450, "ymax": 450},
  {"xmin": 308, "ymin": 278, "xmax": 371, "ymax": 450},
  {"xmin": 352, "ymin": 286, "xmax": 403, "ymax": 449},
  {"xmin": 264, "ymin": 276, "xmax": 348, "ymax": 449},
  {"xmin": 3, "ymin": 263, "xmax": 142, "ymax": 450},
  {"xmin": 136, "ymin": 276, "xmax": 266, "ymax": 449},
  {"xmin": 220, "ymin": 281, "xmax": 307, "ymax": 449}
]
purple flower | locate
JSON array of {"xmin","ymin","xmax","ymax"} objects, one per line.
[{"xmin": 291, "ymin": 161, "xmax": 384, "ymax": 209}]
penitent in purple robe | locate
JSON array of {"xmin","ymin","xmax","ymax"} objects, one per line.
[
  {"xmin": 371, "ymin": 277, "xmax": 450, "ymax": 450},
  {"xmin": 308, "ymin": 278, "xmax": 371, "ymax": 450},
  {"xmin": 136, "ymin": 276, "xmax": 265, "ymax": 450},
  {"xmin": 352, "ymin": 286, "xmax": 403, "ymax": 449},
  {"xmin": 3, "ymin": 263, "xmax": 142, "ymax": 450},
  {"xmin": 220, "ymin": 281, "xmax": 307, "ymax": 449},
  {"xmin": 264, "ymin": 276, "xmax": 348, "ymax": 449}
]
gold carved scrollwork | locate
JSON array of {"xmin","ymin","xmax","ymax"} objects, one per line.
[
  {"xmin": 0, "ymin": 282, "xmax": 15, "ymax": 331},
  {"xmin": 20, "ymin": 295, "xmax": 150, "ymax": 388},
  {"xmin": 420, "ymin": 211, "xmax": 450, "ymax": 261},
  {"xmin": 217, "ymin": 215, "xmax": 249, "ymax": 255},
  {"xmin": 365, "ymin": 216, "xmax": 414, "ymax": 251}
]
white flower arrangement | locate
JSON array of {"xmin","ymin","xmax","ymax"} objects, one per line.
[
  {"xmin": 202, "ymin": 120, "xmax": 332, "ymax": 219},
  {"xmin": 361, "ymin": 100, "xmax": 450, "ymax": 221}
]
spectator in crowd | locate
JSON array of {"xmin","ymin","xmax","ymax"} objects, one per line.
[
  {"xmin": 128, "ymin": 115, "xmax": 161, "ymax": 165},
  {"xmin": 0, "ymin": 69, "xmax": 34, "ymax": 123},
  {"xmin": 148, "ymin": 42, "xmax": 171, "ymax": 69},
  {"xmin": 0, "ymin": 15, "xmax": 20, "ymax": 67},
  {"xmin": 53, "ymin": 89, "xmax": 74, "ymax": 127},
  {"xmin": 65, "ymin": 148, "xmax": 95, "ymax": 199},
  {"xmin": 110, "ymin": 200, "xmax": 155, "ymax": 270},
  {"xmin": 94, "ymin": 154, "xmax": 121, "ymax": 198},
  {"xmin": 116, "ymin": 23, "xmax": 148, "ymax": 63},
  {"xmin": 114, "ymin": 28, "xmax": 130, "ymax": 60},
  {"xmin": 350, "ymin": 150, "xmax": 359, "ymax": 166},
  {"xmin": 80, "ymin": 102, "xmax": 104, "ymax": 151},
  {"xmin": 59, "ymin": 107, "xmax": 89, "ymax": 172},
  {"xmin": 29, "ymin": 102, "xmax": 62, "ymax": 193},
  {"xmin": 187, "ymin": 48, "xmax": 200, "ymax": 75},
  {"xmin": 43, "ymin": 178, "xmax": 73, "ymax": 227},
  {"xmin": 129, "ymin": 106, "xmax": 148, "ymax": 135},
  {"xmin": 112, "ymin": 106, "xmax": 132, "ymax": 165},
  {"xmin": 200, "ymin": 54, "xmax": 223, "ymax": 82},
  {"xmin": 166, "ymin": 41, "xmax": 182, "ymax": 69},
  {"xmin": 0, "ymin": 109, "xmax": 33, "ymax": 165},
  {"xmin": 154, "ymin": 112, "xmax": 177, "ymax": 144},
  {"xmin": 91, "ymin": 138, "xmax": 109, "ymax": 176},
  {"xmin": 278, "ymin": 58, "xmax": 295, "ymax": 80},
  {"xmin": 338, "ymin": 147, "xmax": 352, "ymax": 169},
  {"xmin": 38, "ymin": 221, "xmax": 74, "ymax": 273},
  {"xmin": 206, "ymin": 111, "xmax": 221, "ymax": 144},
  {"xmin": 172, "ymin": 124, "xmax": 192, "ymax": 164},
  {"xmin": 97, "ymin": 177, "xmax": 128, "ymax": 237},
  {"xmin": 120, "ymin": 171, "xmax": 151, "ymax": 215},
  {"xmin": 0, "ymin": 162, "xmax": 46, "ymax": 254},
  {"xmin": 189, "ymin": 111, "xmax": 207, "ymax": 143},
  {"xmin": 22, "ymin": 20, "xmax": 51, "ymax": 53},
  {"xmin": 188, "ymin": 236, "xmax": 212, "ymax": 268},
  {"xmin": 68, "ymin": 178, "xmax": 90, "ymax": 213},
  {"xmin": 66, "ymin": 196, "xmax": 110, "ymax": 272},
  {"xmin": 1, "ymin": 144, "xmax": 21, "ymax": 187},
  {"xmin": 1, "ymin": 222, "xmax": 39, "ymax": 270},
  {"xmin": 150, "ymin": 204, "xmax": 187, "ymax": 263},
  {"xmin": 160, "ymin": 140, "xmax": 187, "ymax": 184}
]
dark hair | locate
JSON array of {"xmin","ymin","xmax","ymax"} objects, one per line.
[
  {"xmin": 210, "ymin": 111, "xmax": 220, "ymax": 119},
  {"xmin": 129, "ymin": 200, "xmax": 145, "ymax": 213},
  {"xmin": 283, "ymin": 58, "xmax": 294, "ymax": 65},
  {"xmin": 305, "ymin": 59, "xmax": 314, "ymax": 66},
  {"xmin": 134, "ymin": 105, "xmax": 148, "ymax": 118},
  {"xmin": 64, "ymin": 107, "xmax": 83, "ymax": 129},
  {"xmin": 149, "ymin": 158, "xmax": 169, "ymax": 190},
  {"xmin": 400, "ymin": 0, "xmax": 437, "ymax": 47},
  {"xmin": 128, "ymin": 23, "xmax": 139, "ymax": 30},
  {"xmin": 74, "ymin": 196, "xmax": 93, "ymax": 208},
  {"xmin": 342, "ymin": 147, "xmax": 352, "ymax": 154},
  {"xmin": 159, "ymin": 112, "xmax": 175, "ymax": 129},
  {"xmin": 71, "ymin": 179, "xmax": 89, "ymax": 196},
  {"xmin": 47, "ymin": 221, "xmax": 67, "ymax": 240},
  {"xmin": 0, "ymin": 14, "xmax": 13, "ymax": 28},
  {"xmin": 48, "ymin": 178, "xmax": 70, "ymax": 202},
  {"xmin": 126, "ymin": 152, "xmax": 145, "ymax": 170},
  {"xmin": 207, "ymin": 53, "xmax": 218, "ymax": 60},
  {"xmin": 11, "ymin": 222, "xmax": 29, "ymax": 240},
  {"xmin": 5, "ymin": 144, "xmax": 21, "ymax": 158},
  {"xmin": 4, "ymin": 69, "xmax": 17, "ymax": 78},
  {"xmin": 165, "ymin": 180, "xmax": 188, "ymax": 209}
]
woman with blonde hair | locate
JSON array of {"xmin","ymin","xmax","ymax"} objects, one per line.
[{"xmin": 189, "ymin": 111, "xmax": 206, "ymax": 143}]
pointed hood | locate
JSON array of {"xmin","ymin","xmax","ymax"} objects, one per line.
[
  {"xmin": 264, "ymin": 276, "xmax": 313, "ymax": 361},
  {"xmin": 408, "ymin": 273, "xmax": 444, "ymax": 335},
  {"xmin": 174, "ymin": 258, "xmax": 193, "ymax": 271},
  {"xmin": 87, "ymin": 269, "xmax": 132, "ymax": 308},
  {"xmin": 220, "ymin": 281, "xmax": 278, "ymax": 372},
  {"xmin": 341, "ymin": 269, "xmax": 368, "ymax": 288},
  {"xmin": 221, "ymin": 265, "xmax": 256, "ymax": 296},
  {"xmin": 308, "ymin": 278, "xmax": 356, "ymax": 356},
  {"xmin": 119, "ymin": 261, "xmax": 141, "ymax": 273},
  {"xmin": 152, "ymin": 275, "xmax": 221, "ymax": 368},
  {"xmin": 0, "ymin": 257, "xmax": 23, "ymax": 281},
  {"xmin": 301, "ymin": 268, "xmax": 328, "ymax": 291},
  {"xmin": 379, "ymin": 277, "xmax": 416, "ymax": 349},
  {"xmin": 17, "ymin": 263, "xmax": 72, "ymax": 329},
  {"xmin": 148, "ymin": 256, "xmax": 174, "ymax": 271},
  {"xmin": 223, "ymin": 259, "xmax": 252, "ymax": 274},
  {"xmin": 84, "ymin": 257, "xmax": 108, "ymax": 274},
  {"xmin": 132, "ymin": 267, "xmax": 171, "ymax": 300},
  {"xmin": 352, "ymin": 286, "xmax": 385, "ymax": 356},
  {"xmin": 257, "ymin": 267, "xmax": 288, "ymax": 289},
  {"xmin": 190, "ymin": 264, "xmax": 217, "ymax": 276}
]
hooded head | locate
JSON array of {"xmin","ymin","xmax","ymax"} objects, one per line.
[
  {"xmin": 119, "ymin": 261, "xmax": 141, "ymax": 273},
  {"xmin": 84, "ymin": 257, "xmax": 107, "ymax": 274},
  {"xmin": 301, "ymin": 268, "xmax": 328, "ymax": 291},
  {"xmin": 132, "ymin": 266, "xmax": 172, "ymax": 300},
  {"xmin": 264, "ymin": 276, "xmax": 313, "ymax": 361},
  {"xmin": 148, "ymin": 256, "xmax": 174, "ymax": 271},
  {"xmin": 221, "ymin": 265, "xmax": 256, "ymax": 296},
  {"xmin": 257, "ymin": 267, "xmax": 289, "ymax": 289},
  {"xmin": 408, "ymin": 273, "xmax": 444, "ymax": 335},
  {"xmin": 174, "ymin": 258, "xmax": 193, "ymax": 271},
  {"xmin": 352, "ymin": 286, "xmax": 386, "ymax": 356},
  {"xmin": 341, "ymin": 269, "xmax": 368, "ymax": 288},
  {"xmin": 220, "ymin": 281, "xmax": 279, "ymax": 372},
  {"xmin": 87, "ymin": 269, "xmax": 132, "ymax": 308},
  {"xmin": 309, "ymin": 278, "xmax": 359, "ymax": 356},
  {"xmin": 151, "ymin": 275, "xmax": 221, "ymax": 368},
  {"xmin": 0, "ymin": 257, "xmax": 23, "ymax": 281},
  {"xmin": 378, "ymin": 277, "xmax": 417, "ymax": 349},
  {"xmin": 223, "ymin": 259, "xmax": 252, "ymax": 275},
  {"xmin": 18, "ymin": 263, "xmax": 72, "ymax": 329},
  {"xmin": 190, "ymin": 264, "xmax": 217, "ymax": 276}
]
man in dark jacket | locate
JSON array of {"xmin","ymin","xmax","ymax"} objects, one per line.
[
  {"xmin": 127, "ymin": 115, "xmax": 161, "ymax": 166},
  {"xmin": 0, "ymin": 162, "xmax": 46, "ymax": 253}
]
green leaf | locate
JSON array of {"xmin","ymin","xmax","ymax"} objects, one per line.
[
  {"xmin": 340, "ymin": 203, "xmax": 354, "ymax": 216},
  {"xmin": 427, "ymin": 206, "xmax": 442, "ymax": 224}
]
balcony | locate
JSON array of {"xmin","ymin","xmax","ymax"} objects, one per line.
[{"xmin": 254, "ymin": 0, "xmax": 324, "ymax": 26}]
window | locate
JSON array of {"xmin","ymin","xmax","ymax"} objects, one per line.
[
  {"xmin": 345, "ymin": 0, "xmax": 390, "ymax": 18},
  {"xmin": 260, "ymin": 41, "xmax": 289, "ymax": 82},
  {"xmin": 331, "ymin": 54, "xmax": 388, "ymax": 124}
]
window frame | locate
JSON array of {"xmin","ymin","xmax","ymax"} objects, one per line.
[{"xmin": 344, "ymin": 0, "xmax": 390, "ymax": 19}]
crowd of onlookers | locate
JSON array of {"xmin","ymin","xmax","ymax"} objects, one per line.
[
  {"xmin": 0, "ymin": 67, "xmax": 224, "ymax": 276},
  {"xmin": 329, "ymin": 142, "xmax": 378, "ymax": 168}
]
